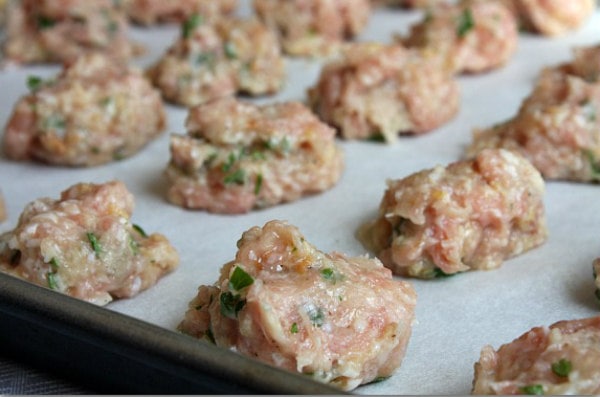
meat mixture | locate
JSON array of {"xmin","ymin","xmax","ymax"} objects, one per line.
[
  {"xmin": 2, "ymin": 0, "xmax": 134, "ymax": 64},
  {"xmin": 147, "ymin": 16, "xmax": 285, "ymax": 107},
  {"xmin": 123, "ymin": 0, "xmax": 237, "ymax": 25},
  {"xmin": 165, "ymin": 97, "xmax": 344, "ymax": 214},
  {"xmin": 400, "ymin": 0, "xmax": 518, "ymax": 74},
  {"xmin": 308, "ymin": 43, "xmax": 459, "ymax": 142},
  {"xmin": 3, "ymin": 53, "xmax": 166, "ymax": 167},
  {"xmin": 505, "ymin": 0, "xmax": 595, "ymax": 36},
  {"xmin": 0, "ymin": 181, "xmax": 179, "ymax": 306},
  {"xmin": 253, "ymin": 0, "xmax": 371, "ymax": 57},
  {"xmin": 466, "ymin": 44, "xmax": 600, "ymax": 182},
  {"xmin": 473, "ymin": 316, "xmax": 600, "ymax": 395},
  {"xmin": 358, "ymin": 149, "xmax": 547, "ymax": 279},
  {"xmin": 179, "ymin": 220, "xmax": 417, "ymax": 391}
]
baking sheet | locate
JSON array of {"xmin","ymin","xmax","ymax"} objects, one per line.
[{"xmin": 1, "ymin": 2, "xmax": 599, "ymax": 395}]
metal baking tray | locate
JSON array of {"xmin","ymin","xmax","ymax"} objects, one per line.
[{"xmin": 0, "ymin": 273, "xmax": 342, "ymax": 394}]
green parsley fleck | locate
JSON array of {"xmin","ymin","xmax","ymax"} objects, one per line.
[
  {"xmin": 251, "ymin": 151, "xmax": 266, "ymax": 161},
  {"xmin": 254, "ymin": 173, "xmax": 263, "ymax": 195},
  {"xmin": 224, "ymin": 169, "xmax": 246, "ymax": 185},
  {"xmin": 128, "ymin": 235, "xmax": 139, "ymax": 255},
  {"xmin": 27, "ymin": 76, "xmax": 44, "ymax": 92},
  {"xmin": 37, "ymin": 15, "xmax": 56, "ymax": 29},
  {"xmin": 370, "ymin": 376, "xmax": 390, "ymax": 384},
  {"xmin": 456, "ymin": 8, "xmax": 475, "ymax": 38},
  {"xmin": 307, "ymin": 306, "xmax": 325, "ymax": 327},
  {"xmin": 519, "ymin": 384, "xmax": 544, "ymax": 395},
  {"xmin": 222, "ymin": 151, "xmax": 238, "ymax": 172},
  {"xmin": 229, "ymin": 266, "xmax": 254, "ymax": 291},
  {"xmin": 290, "ymin": 322, "xmax": 299, "ymax": 334},
  {"xmin": 321, "ymin": 268, "xmax": 334, "ymax": 279},
  {"xmin": 224, "ymin": 41, "xmax": 238, "ymax": 59},
  {"xmin": 132, "ymin": 224, "xmax": 148, "ymax": 238},
  {"xmin": 47, "ymin": 272, "xmax": 59, "ymax": 290},
  {"xmin": 113, "ymin": 147, "xmax": 127, "ymax": 161},
  {"xmin": 43, "ymin": 115, "xmax": 66, "ymax": 131},
  {"xmin": 49, "ymin": 257, "xmax": 60, "ymax": 272},
  {"xmin": 220, "ymin": 291, "xmax": 246, "ymax": 319},
  {"xmin": 87, "ymin": 232, "xmax": 102, "ymax": 258},
  {"xmin": 182, "ymin": 14, "xmax": 203, "ymax": 38},
  {"xmin": 195, "ymin": 52, "xmax": 216, "ymax": 67},
  {"xmin": 367, "ymin": 133, "xmax": 386, "ymax": 143},
  {"xmin": 584, "ymin": 150, "xmax": 600, "ymax": 179},
  {"xmin": 265, "ymin": 137, "xmax": 292, "ymax": 154},
  {"xmin": 551, "ymin": 359, "xmax": 572, "ymax": 378},
  {"xmin": 423, "ymin": 267, "xmax": 456, "ymax": 279},
  {"xmin": 99, "ymin": 96, "xmax": 114, "ymax": 108}
]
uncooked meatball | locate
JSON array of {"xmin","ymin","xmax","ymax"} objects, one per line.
[
  {"xmin": 0, "ymin": 181, "xmax": 179, "ymax": 305},
  {"xmin": 358, "ymin": 149, "xmax": 547, "ymax": 278},
  {"xmin": 179, "ymin": 220, "xmax": 417, "ymax": 391}
]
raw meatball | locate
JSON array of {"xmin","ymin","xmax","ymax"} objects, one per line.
[
  {"xmin": 253, "ymin": 0, "xmax": 371, "ymax": 57},
  {"xmin": 165, "ymin": 97, "xmax": 344, "ymax": 214},
  {"xmin": 0, "ymin": 181, "xmax": 179, "ymax": 306},
  {"xmin": 466, "ymin": 44, "xmax": 600, "ymax": 182},
  {"xmin": 3, "ymin": 53, "xmax": 166, "ymax": 167},
  {"xmin": 400, "ymin": 0, "xmax": 518, "ymax": 74},
  {"xmin": 358, "ymin": 149, "xmax": 547, "ymax": 279},
  {"xmin": 2, "ymin": 0, "xmax": 134, "ymax": 64},
  {"xmin": 179, "ymin": 220, "xmax": 417, "ymax": 391},
  {"xmin": 473, "ymin": 316, "xmax": 600, "ymax": 395},
  {"xmin": 594, "ymin": 258, "xmax": 600, "ymax": 303},
  {"xmin": 308, "ymin": 43, "xmax": 459, "ymax": 142},
  {"xmin": 147, "ymin": 16, "xmax": 285, "ymax": 107},
  {"xmin": 505, "ymin": 0, "xmax": 595, "ymax": 36},
  {"xmin": 123, "ymin": 0, "xmax": 237, "ymax": 25}
]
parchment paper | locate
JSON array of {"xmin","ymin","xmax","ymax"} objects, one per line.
[{"xmin": 1, "ymin": 3, "xmax": 599, "ymax": 394}]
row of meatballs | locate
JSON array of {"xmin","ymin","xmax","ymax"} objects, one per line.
[
  {"xmin": 0, "ymin": 164, "xmax": 598, "ymax": 393},
  {"xmin": 3, "ymin": 40, "xmax": 600, "ymax": 214},
  {"xmin": 1, "ymin": 0, "xmax": 596, "ymax": 64}
]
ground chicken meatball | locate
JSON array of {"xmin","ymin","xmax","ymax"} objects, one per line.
[
  {"xmin": 147, "ymin": 16, "xmax": 284, "ymax": 107},
  {"xmin": 400, "ymin": 0, "xmax": 518, "ymax": 74},
  {"xmin": 466, "ymin": 45, "xmax": 600, "ymax": 182},
  {"xmin": 505, "ymin": 0, "xmax": 595, "ymax": 36},
  {"xmin": 472, "ymin": 316, "xmax": 600, "ymax": 395},
  {"xmin": 253, "ymin": 0, "xmax": 371, "ymax": 57},
  {"xmin": 308, "ymin": 43, "xmax": 459, "ymax": 142},
  {"xmin": 358, "ymin": 149, "xmax": 547, "ymax": 279},
  {"xmin": 165, "ymin": 97, "xmax": 344, "ymax": 214},
  {"xmin": 3, "ymin": 54, "xmax": 166, "ymax": 167},
  {"xmin": 2, "ymin": 0, "xmax": 134, "ymax": 64},
  {"xmin": 179, "ymin": 220, "xmax": 417, "ymax": 391},
  {"xmin": 0, "ymin": 181, "xmax": 179, "ymax": 306},
  {"xmin": 123, "ymin": 0, "xmax": 237, "ymax": 25}
]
